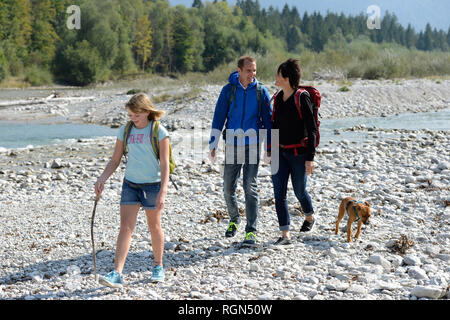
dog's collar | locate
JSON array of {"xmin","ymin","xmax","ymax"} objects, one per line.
[{"xmin": 346, "ymin": 200, "xmax": 361, "ymax": 222}]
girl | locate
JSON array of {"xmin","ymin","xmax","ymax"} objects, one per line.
[
  {"xmin": 271, "ymin": 59, "xmax": 317, "ymax": 245},
  {"xmin": 94, "ymin": 93, "xmax": 169, "ymax": 288}
]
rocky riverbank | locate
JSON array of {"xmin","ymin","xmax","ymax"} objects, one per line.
[{"xmin": 0, "ymin": 78, "xmax": 449, "ymax": 300}]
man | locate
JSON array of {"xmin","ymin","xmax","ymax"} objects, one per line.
[{"xmin": 209, "ymin": 56, "xmax": 272, "ymax": 246}]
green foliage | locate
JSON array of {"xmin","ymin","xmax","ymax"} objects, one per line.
[
  {"xmin": 55, "ymin": 40, "xmax": 104, "ymax": 86},
  {"xmin": 0, "ymin": 48, "xmax": 8, "ymax": 82},
  {"xmin": 30, "ymin": 0, "xmax": 58, "ymax": 66},
  {"xmin": 132, "ymin": 15, "xmax": 153, "ymax": 70},
  {"xmin": 24, "ymin": 65, "xmax": 52, "ymax": 86},
  {"xmin": 171, "ymin": 6, "xmax": 195, "ymax": 73}
]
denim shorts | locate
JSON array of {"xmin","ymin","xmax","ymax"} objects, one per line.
[{"xmin": 120, "ymin": 179, "xmax": 161, "ymax": 210}]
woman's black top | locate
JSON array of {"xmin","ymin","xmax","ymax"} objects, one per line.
[{"xmin": 272, "ymin": 90, "xmax": 317, "ymax": 161}]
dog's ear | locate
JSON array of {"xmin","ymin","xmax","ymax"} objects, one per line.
[
  {"xmin": 356, "ymin": 204, "xmax": 370, "ymax": 215},
  {"xmin": 364, "ymin": 201, "xmax": 370, "ymax": 207}
]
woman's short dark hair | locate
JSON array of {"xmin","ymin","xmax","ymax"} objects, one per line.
[{"xmin": 277, "ymin": 59, "xmax": 302, "ymax": 89}]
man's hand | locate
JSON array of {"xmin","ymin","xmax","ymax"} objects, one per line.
[{"xmin": 208, "ymin": 148, "xmax": 216, "ymax": 164}]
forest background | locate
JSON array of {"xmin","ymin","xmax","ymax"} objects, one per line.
[{"xmin": 0, "ymin": 0, "xmax": 449, "ymax": 87}]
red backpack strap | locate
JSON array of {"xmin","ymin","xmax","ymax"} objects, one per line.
[
  {"xmin": 270, "ymin": 89, "xmax": 280, "ymax": 122},
  {"xmin": 294, "ymin": 88, "xmax": 307, "ymax": 120}
]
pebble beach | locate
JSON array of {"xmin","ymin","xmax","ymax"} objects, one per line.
[{"xmin": 0, "ymin": 78, "xmax": 449, "ymax": 300}]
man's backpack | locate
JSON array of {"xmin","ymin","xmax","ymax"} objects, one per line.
[
  {"xmin": 271, "ymin": 85, "xmax": 321, "ymax": 149},
  {"xmin": 223, "ymin": 82, "xmax": 265, "ymax": 140},
  {"xmin": 123, "ymin": 120, "xmax": 177, "ymax": 189}
]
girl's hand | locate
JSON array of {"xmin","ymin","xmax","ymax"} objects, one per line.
[
  {"xmin": 156, "ymin": 189, "xmax": 167, "ymax": 211},
  {"xmin": 305, "ymin": 161, "xmax": 314, "ymax": 176},
  {"xmin": 94, "ymin": 177, "xmax": 106, "ymax": 198}
]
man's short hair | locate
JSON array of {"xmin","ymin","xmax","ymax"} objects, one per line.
[{"xmin": 238, "ymin": 55, "xmax": 256, "ymax": 69}]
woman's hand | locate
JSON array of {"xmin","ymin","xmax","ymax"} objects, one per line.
[
  {"xmin": 264, "ymin": 151, "xmax": 271, "ymax": 164},
  {"xmin": 305, "ymin": 161, "xmax": 314, "ymax": 176}
]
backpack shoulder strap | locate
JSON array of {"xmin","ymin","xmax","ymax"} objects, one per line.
[
  {"xmin": 294, "ymin": 88, "xmax": 309, "ymax": 120},
  {"xmin": 227, "ymin": 83, "xmax": 237, "ymax": 118},
  {"xmin": 123, "ymin": 121, "xmax": 133, "ymax": 156},
  {"xmin": 150, "ymin": 121, "xmax": 160, "ymax": 160},
  {"xmin": 256, "ymin": 82, "xmax": 263, "ymax": 120},
  {"xmin": 270, "ymin": 89, "xmax": 280, "ymax": 122}
]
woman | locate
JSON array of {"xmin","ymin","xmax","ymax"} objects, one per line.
[
  {"xmin": 94, "ymin": 93, "xmax": 169, "ymax": 288},
  {"xmin": 271, "ymin": 59, "xmax": 317, "ymax": 245}
]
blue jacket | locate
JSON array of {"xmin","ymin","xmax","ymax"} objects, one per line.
[{"xmin": 209, "ymin": 71, "xmax": 272, "ymax": 150}]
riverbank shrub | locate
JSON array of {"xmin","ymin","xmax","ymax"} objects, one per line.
[
  {"xmin": 53, "ymin": 40, "xmax": 105, "ymax": 86},
  {"xmin": 0, "ymin": 50, "xmax": 7, "ymax": 82},
  {"xmin": 24, "ymin": 66, "xmax": 52, "ymax": 86}
]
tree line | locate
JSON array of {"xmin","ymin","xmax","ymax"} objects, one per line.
[
  {"xmin": 236, "ymin": 0, "xmax": 450, "ymax": 52},
  {"xmin": 0, "ymin": 0, "xmax": 449, "ymax": 86}
]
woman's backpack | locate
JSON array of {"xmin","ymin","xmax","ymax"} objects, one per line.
[{"xmin": 271, "ymin": 85, "xmax": 321, "ymax": 149}]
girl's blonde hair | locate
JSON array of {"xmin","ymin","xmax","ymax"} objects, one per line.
[{"xmin": 125, "ymin": 93, "xmax": 165, "ymax": 121}]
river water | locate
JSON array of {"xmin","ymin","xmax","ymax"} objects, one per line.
[{"xmin": 0, "ymin": 108, "xmax": 448, "ymax": 150}]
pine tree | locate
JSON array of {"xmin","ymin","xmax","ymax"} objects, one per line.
[
  {"xmin": 286, "ymin": 25, "xmax": 301, "ymax": 52},
  {"xmin": 192, "ymin": 0, "xmax": 203, "ymax": 9},
  {"xmin": 447, "ymin": 27, "xmax": 450, "ymax": 48},
  {"xmin": 423, "ymin": 23, "xmax": 433, "ymax": 50},
  {"xmin": 172, "ymin": 8, "xmax": 195, "ymax": 73},
  {"xmin": 133, "ymin": 15, "xmax": 153, "ymax": 70},
  {"xmin": 405, "ymin": 24, "xmax": 416, "ymax": 49},
  {"xmin": 435, "ymin": 30, "xmax": 448, "ymax": 51}
]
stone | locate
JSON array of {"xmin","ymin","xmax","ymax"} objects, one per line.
[
  {"xmin": 411, "ymin": 285, "xmax": 446, "ymax": 299},
  {"xmin": 326, "ymin": 280, "xmax": 349, "ymax": 291},
  {"xmin": 407, "ymin": 266, "xmax": 429, "ymax": 280},
  {"xmin": 369, "ymin": 254, "xmax": 391, "ymax": 269},
  {"xmin": 346, "ymin": 284, "xmax": 367, "ymax": 295},
  {"xmin": 51, "ymin": 159, "xmax": 64, "ymax": 169},
  {"xmin": 403, "ymin": 255, "xmax": 421, "ymax": 266}
]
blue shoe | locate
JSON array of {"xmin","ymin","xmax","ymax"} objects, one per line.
[
  {"xmin": 99, "ymin": 270, "xmax": 123, "ymax": 288},
  {"xmin": 150, "ymin": 265, "xmax": 165, "ymax": 282}
]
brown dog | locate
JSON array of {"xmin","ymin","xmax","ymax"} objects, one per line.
[{"xmin": 335, "ymin": 197, "xmax": 371, "ymax": 242}]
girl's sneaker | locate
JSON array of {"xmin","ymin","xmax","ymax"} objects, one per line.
[
  {"xmin": 150, "ymin": 265, "xmax": 165, "ymax": 282},
  {"xmin": 99, "ymin": 270, "xmax": 123, "ymax": 288}
]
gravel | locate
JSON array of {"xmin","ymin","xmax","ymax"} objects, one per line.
[{"xmin": 0, "ymin": 78, "xmax": 449, "ymax": 300}]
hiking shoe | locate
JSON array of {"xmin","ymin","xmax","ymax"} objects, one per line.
[
  {"xmin": 150, "ymin": 265, "xmax": 165, "ymax": 282},
  {"xmin": 242, "ymin": 232, "xmax": 256, "ymax": 246},
  {"xmin": 225, "ymin": 222, "xmax": 238, "ymax": 238},
  {"xmin": 300, "ymin": 218, "xmax": 315, "ymax": 232},
  {"xmin": 99, "ymin": 270, "xmax": 123, "ymax": 288},
  {"xmin": 273, "ymin": 237, "xmax": 292, "ymax": 246}
]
